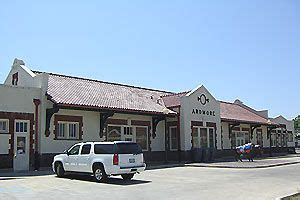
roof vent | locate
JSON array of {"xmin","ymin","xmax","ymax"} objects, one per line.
[
  {"xmin": 234, "ymin": 99, "xmax": 243, "ymax": 105},
  {"xmin": 13, "ymin": 58, "xmax": 25, "ymax": 66}
]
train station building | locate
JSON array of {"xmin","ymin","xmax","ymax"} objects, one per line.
[{"xmin": 0, "ymin": 59, "xmax": 295, "ymax": 171}]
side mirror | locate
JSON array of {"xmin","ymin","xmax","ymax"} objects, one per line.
[{"xmin": 63, "ymin": 150, "xmax": 69, "ymax": 156}]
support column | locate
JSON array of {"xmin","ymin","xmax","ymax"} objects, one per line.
[
  {"xmin": 99, "ymin": 112, "xmax": 114, "ymax": 139},
  {"xmin": 33, "ymin": 99, "xmax": 41, "ymax": 170},
  {"xmin": 228, "ymin": 123, "xmax": 240, "ymax": 149},
  {"xmin": 250, "ymin": 124, "xmax": 260, "ymax": 141},
  {"xmin": 267, "ymin": 125, "xmax": 277, "ymax": 156}
]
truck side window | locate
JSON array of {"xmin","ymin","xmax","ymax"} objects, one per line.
[
  {"xmin": 68, "ymin": 145, "xmax": 80, "ymax": 155},
  {"xmin": 81, "ymin": 144, "xmax": 91, "ymax": 155}
]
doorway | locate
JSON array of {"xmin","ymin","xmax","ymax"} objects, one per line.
[{"xmin": 13, "ymin": 120, "xmax": 30, "ymax": 171}]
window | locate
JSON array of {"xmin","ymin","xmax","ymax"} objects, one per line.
[
  {"xmin": 288, "ymin": 133, "xmax": 294, "ymax": 142},
  {"xmin": 80, "ymin": 144, "xmax": 91, "ymax": 155},
  {"xmin": 57, "ymin": 122, "xmax": 79, "ymax": 139},
  {"xmin": 94, "ymin": 144, "xmax": 115, "ymax": 154},
  {"xmin": 12, "ymin": 72, "xmax": 18, "ymax": 86},
  {"xmin": 209, "ymin": 128, "xmax": 214, "ymax": 148},
  {"xmin": 271, "ymin": 134, "xmax": 276, "ymax": 147},
  {"xmin": 192, "ymin": 127, "xmax": 214, "ymax": 148},
  {"xmin": 236, "ymin": 132, "xmax": 245, "ymax": 146},
  {"xmin": 107, "ymin": 126, "xmax": 121, "ymax": 141},
  {"xmin": 0, "ymin": 120, "xmax": 9, "ymax": 133},
  {"xmin": 200, "ymin": 128, "xmax": 208, "ymax": 148},
  {"xmin": 57, "ymin": 123, "xmax": 66, "ymax": 138},
  {"xmin": 69, "ymin": 123, "xmax": 78, "ymax": 139},
  {"xmin": 256, "ymin": 130, "xmax": 263, "ymax": 146},
  {"xmin": 169, "ymin": 126, "xmax": 178, "ymax": 151},
  {"xmin": 136, "ymin": 127, "xmax": 148, "ymax": 151},
  {"xmin": 232, "ymin": 131, "xmax": 249, "ymax": 147},
  {"xmin": 68, "ymin": 145, "xmax": 80, "ymax": 155},
  {"xmin": 192, "ymin": 127, "xmax": 200, "ymax": 148},
  {"xmin": 123, "ymin": 126, "xmax": 133, "ymax": 141},
  {"xmin": 15, "ymin": 121, "xmax": 28, "ymax": 133}
]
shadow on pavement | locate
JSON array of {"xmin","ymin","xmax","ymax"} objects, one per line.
[
  {"xmin": 62, "ymin": 174, "xmax": 151, "ymax": 185},
  {"xmin": 0, "ymin": 177, "xmax": 25, "ymax": 181},
  {"xmin": 0, "ymin": 170, "xmax": 54, "ymax": 178}
]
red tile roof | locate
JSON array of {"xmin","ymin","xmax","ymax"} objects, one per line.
[
  {"xmin": 42, "ymin": 72, "xmax": 176, "ymax": 115},
  {"xmin": 220, "ymin": 101, "xmax": 274, "ymax": 125},
  {"xmin": 161, "ymin": 91, "xmax": 189, "ymax": 108},
  {"xmin": 161, "ymin": 92, "xmax": 274, "ymax": 125}
]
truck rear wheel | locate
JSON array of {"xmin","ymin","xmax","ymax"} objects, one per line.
[
  {"xmin": 93, "ymin": 166, "xmax": 107, "ymax": 183},
  {"xmin": 121, "ymin": 173, "xmax": 134, "ymax": 181}
]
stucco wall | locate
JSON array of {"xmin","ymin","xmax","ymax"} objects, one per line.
[
  {"xmin": 0, "ymin": 85, "xmax": 41, "ymax": 113},
  {"xmin": 40, "ymin": 109, "xmax": 166, "ymax": 153}
]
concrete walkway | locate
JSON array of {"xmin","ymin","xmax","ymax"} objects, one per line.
[{"xmin": 186, "ymin": 154, "xmax": 300, "ymax": 168}]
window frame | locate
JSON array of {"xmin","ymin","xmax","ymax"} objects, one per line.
[
  {"xmin": 57, "ymin": 121, "xmax": 80, "ymax": 140},
  {"xmin": 0, "ymin": 119, "xmax": 9, "ymax": 133}
]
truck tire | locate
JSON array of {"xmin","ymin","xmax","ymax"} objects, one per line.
[
  {"xmin": 93, "ymin": 166, "xmax": 107, "ymax": 183},
  {"xmin": 121, "ymin": 173, "xmax": 134, "ymax": 181},
  {"xmin": 56, "ymin": 162, "xmax": 65, "ymax": 178}
]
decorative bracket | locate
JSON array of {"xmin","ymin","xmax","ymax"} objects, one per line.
[
  {"xmin": 250, "ymin": 124, "xmax": 261, "ymax": 140},
  {"xmin": 45, "ymin": 104, "xmax": 59, "ymax": 137},
  {"xmin": 99, "ymin": 111, "xmax": 114, "ymax": 138},
  {"xmin": 152, "ymin": 115, "xmax": 165, "ymax": 139}
]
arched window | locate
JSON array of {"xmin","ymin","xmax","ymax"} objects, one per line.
[{"xmin": 107, "ymin": 126, "xmax": 121, "ymax": 142}]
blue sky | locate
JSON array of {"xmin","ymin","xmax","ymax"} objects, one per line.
[{"xmin": 0, "ymin": 1, "xmax": 299, "ymax": 119}]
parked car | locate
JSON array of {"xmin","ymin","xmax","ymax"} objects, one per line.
[{"xmin": 52, "ymin": 141, "xmax": 146, "ymax": 182}]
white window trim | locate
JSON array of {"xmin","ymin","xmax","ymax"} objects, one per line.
[
  {"xmin": 57, "ymin": 121, "xmax": 79, "ymax": 140},
  {"xmin": 15, "ymin": 120, "xmax": 29, "ymax": 134},
  {"xmin": 169, "ymin": 126, "xmax": 178, "ymax": 151},
  {"xmin": 0, "ymin": 119, "xmax": 9, "ymax": 133}
]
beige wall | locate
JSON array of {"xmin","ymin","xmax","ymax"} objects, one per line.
[{"xmin": 40, "ymin": 109, "xmax": 167, "ymax": 153}]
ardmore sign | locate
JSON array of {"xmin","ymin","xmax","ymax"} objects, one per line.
[{"xmin": 192, "ymin": 109, "xmax": 216, "ymax": 116}]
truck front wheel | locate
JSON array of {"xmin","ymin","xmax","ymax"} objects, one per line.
[{"xmin": 56, "ymin": 162, "xmax": 65, "ymax": 178}]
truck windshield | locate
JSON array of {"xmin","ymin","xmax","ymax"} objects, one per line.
[{"xmin": 116, "ymin": 143, "xmax": 142, "ymax": 154}]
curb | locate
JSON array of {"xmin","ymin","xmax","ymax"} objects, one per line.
[{"xmin": 185, "ymin": 161, "xmax": 300, "ymax": 169}]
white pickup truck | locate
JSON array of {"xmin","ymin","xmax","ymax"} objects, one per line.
[{"xmin": 52, "ymin": 141, "xmax": 146, "ymax": 182}]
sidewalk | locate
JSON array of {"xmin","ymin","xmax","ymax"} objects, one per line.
[{"xmin": 186, "ymin": 155, "xmax": 300, "ymax": 169}]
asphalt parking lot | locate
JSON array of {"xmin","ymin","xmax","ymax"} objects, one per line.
[{"xmin": 0, "ymin": 163, "xmax": 300, "ymax": 200}]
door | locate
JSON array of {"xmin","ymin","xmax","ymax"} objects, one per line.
[
  {"xmin": 14, "ymin": 120, "xmax": 30, "ymax": 171},
  {"xmin": 77, "ymin": 144, "xmax": 92, "ymax": 172},
  {"xmin": 64, "ymin": 144, "xmax": 81, "ymax": 171}
]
